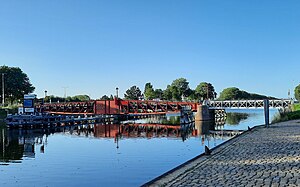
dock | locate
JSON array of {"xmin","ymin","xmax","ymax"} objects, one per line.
[{"xmin": 5, "ymin": 114, "xmax": 119, "ymax": 128}]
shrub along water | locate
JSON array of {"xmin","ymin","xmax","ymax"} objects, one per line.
[{"xmin": 272, "ymin": 104, "xmax": 300, "ymax": 123}]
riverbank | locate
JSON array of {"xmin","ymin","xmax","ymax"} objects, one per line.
[
  {"xmin": 144, "ymin": 120, "xmax": 300, "ymax": 186},
  {"xmin": 272, "ymin": 103, "xmax": 300, "ymax": 123}
]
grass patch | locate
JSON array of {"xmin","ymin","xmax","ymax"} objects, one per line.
[{"xmin": 292, "ymin": 103, "xmax": 300, "ymax": 111}]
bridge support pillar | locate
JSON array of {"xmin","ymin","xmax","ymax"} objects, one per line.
[{"xmin": 195, "ymin": 105, "xmax": 215, "ymax": 121}]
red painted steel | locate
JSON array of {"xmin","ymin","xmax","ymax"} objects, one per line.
[{"xmin": 40, "ymin": 99, "xmax": 199, "ymax": 115}]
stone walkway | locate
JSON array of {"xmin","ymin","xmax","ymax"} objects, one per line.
[{"xmin": 146, "ymin": 120, "xmax": 300, "ymax": 187}]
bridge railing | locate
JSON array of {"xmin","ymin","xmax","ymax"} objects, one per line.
[{"xmin": 207, "ymin": 99, "xmax": 292, "ymax": 109}]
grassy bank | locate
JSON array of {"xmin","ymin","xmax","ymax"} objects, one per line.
[{"xmin": 272, "ymin": 103, "xmax": 300, "ymax": 123}]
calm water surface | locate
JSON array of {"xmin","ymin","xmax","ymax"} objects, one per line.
[{"xmin": 0, "ymin": 109, "xmax": 278, "ymax": 186}]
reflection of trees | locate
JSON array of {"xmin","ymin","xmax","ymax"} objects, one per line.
[
  {"xmin": 0, "ymin": 128, "xmax": 50, "ymax": 164},
  {"xmin": 226, "ymin": 112, "xmax": 249, "ymax": 125},
  {"xmin": 0, "ymin": 129, "xmax": 24, "ymax": 163},
  {"xmin": 0, "ymin": 138, "xmax": 24, "ymax": 162},
  {"xmin": 161, "ymin": 116, "xmax": 180, "ymax": 125}
]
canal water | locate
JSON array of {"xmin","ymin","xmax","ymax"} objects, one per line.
[{"xmin": 0, "ymin": 109, "xmax": 278, "ymax": 187}]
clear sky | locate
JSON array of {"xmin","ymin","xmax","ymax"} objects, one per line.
[{"xmin": 0, "ymin": 0, "xmax": 299, "ymax": 99}]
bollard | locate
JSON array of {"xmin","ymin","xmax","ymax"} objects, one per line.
[{"xmin": 264, "ymin": 99, "xmax": 270, "ymax": 128}]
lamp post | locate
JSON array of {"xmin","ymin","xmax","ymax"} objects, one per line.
[
  {"xmin": 2, "ymin": 73, "xmax": 5, "ymax": 106},
  {"xmin": 116, "ymin": 87, "xmax": 119, "ymax": 99},
  {"xmin": 116, "ymin": 87, "xmax": 119, "ymax": 114},
  {"xmin": 44, "ymin": 90, "xmax": 47, "ymax": 102}
]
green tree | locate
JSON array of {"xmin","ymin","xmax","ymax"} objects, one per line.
[
  {"xmin": 163, "ymin": 85, "xmax": 181, "ymax": 101},
  {"xmin": 187, "ymin": 89, "xmax": 197, "ymax": 101},
  {"xmin": 171, "ymin": 78, "xmax": 190, "ymax": 97},
  {"xmin": 100, "ymin": 95, "xmax": 110, "ymax": 100},
  {"xmin": 171, "ymin": 86, "xmax": 181, "ymax": 101},
  {"xmin": 144, "ymin": 83, "xmax": 156, "ymax": 100},
  {"xmin": 218, "ymin": 87, "xmax": 241, "ymax": 100},
  {"xmin": 45, "ymin": 95, "xmax": 90, "ymax": 103},
  {"xmin": 0, "ymin": 65, "xmax": 35, "ymax": 104},
  {"xmin": 110, "ymin": 94, "xmax": 114, "ymax": 100},
  {"xmin": 195, "ymin": 82, "xmax": 217, "ymax": 100},
  {"xmin": 163, "ymin": 85, "xmax": 173, "ymax": 100},
  {"xmin": 124, "ymin": 86, "xmax": 142, "ymax": 100},
  {"xmin": 154, "ymin": 89, "xmax": 164, "ymax": 100},
  {"xmin": 295, "ymin": 84, "xmax": 300, "ymax": 101},
  {"xmin": 218, "ymin": 87, "xmax": 276, "ymax": 100},
  {"xmin": 45, "ymin": 95, "xmax": 63, "ymax": 103}
]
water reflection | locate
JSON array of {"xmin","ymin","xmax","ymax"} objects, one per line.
[
  {"xmin": 1, "ymin": 120, "xmax": 226, "ymax": 164},
  {"xmin": 0, "ymin": 128, "xmax": 45, "ymax": 164},
  {"xmin": 226, "ymin": 112, "xmax": 249, "ymax": 125}
]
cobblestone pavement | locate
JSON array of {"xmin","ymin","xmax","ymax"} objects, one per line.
[{"xmin": 147, "ymin": 120, "xmax": 300, "ymax": 187}]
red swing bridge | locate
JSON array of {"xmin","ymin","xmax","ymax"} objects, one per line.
[{"xmin": 38, "ymin": 98, "xmax": 199, "ymax": 115}]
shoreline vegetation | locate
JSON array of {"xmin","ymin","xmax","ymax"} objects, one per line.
[{"xmin": 272, "ymin": 103, "xmax": 300, "ymax": 123}]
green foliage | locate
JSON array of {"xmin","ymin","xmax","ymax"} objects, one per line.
[
  {"xmin": 218, "ymin": 87, "xmax": 240, "ymax": 100},
  {"xmin": 0, "ymin": 106, "xmax": 18, "ymax": 119},
  {"xmin": 45, "ymin": 95, "xmax": 90, "ymax": 102},
  {"xmin": 163, "ymin": 85, "xmax": 173, "ymax": 100},
  {"xmin": 226, "ymin": 113, "xmax": 249, "ymax": 125},
  {"xmin": 100, "ymin": 95, "xmax": 112, "ymax": 100},
  {"xmin": 218, "ymin": 87, "xmax": 277, "ymax": 100},
  {"xmin": 144, "ymin": 83, "xmax": 156, "ymax": 100},
  {"xmin": 171, "ymin": 78, "xmax": 190, "ymax": 97},
  {"xmin": 195, "ymin": 82, "xmax": 216, "ymax": 100},
  {"xmin": 0, "ymin": 109, "xmax": 7, "ymax": 119},
  {"xmin": 162, "ymin": 78, "xmax": 190, "ymax": 101},
  {"xmin": 154, "ymin": 89, "xmax": 163, "ymax": 100},
  {"xmin": 0, "ymin": 65, "xmax": 35, "ymax": 104},
  {"xmin": 124, "ymin": 86, "xmax": 142, "ymax": 100},
  {"xmin": 295, "ymin": 84, "xmax": 300, "ymax": 101},
  {"xmin": 272, "ymin": 110, "xmax": 300, "ymax": 123},
  {"xmin": 187, "ymin": 89, "xmax": 197, "ymax": 101},
  {"xmin": 292, "ymin": 103, "xmax": 300, "ymax": 111}
]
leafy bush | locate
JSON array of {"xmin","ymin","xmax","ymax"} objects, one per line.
[{"xmin": 292, "ymin": 103, "xmax": 300, "ymax": 111}]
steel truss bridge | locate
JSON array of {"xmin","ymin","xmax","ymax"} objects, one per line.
[
  {"xmin": 207, "ymin": 99, "xmax": 293, "ymax": 109},
  {"xmin": 39, "ymin": 99, "xmax": 198, "ymax": 115},
  {"xmin": 38, "ymin": 99, "xmax": 293, "ymax": 115}
]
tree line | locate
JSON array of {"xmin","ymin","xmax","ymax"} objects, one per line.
[
  {"xmin": 2, "ymin": 65, "xmax": 298, "ymax": 105},
  {"xmin": 218, "ymin": 87, "xmax": 278, "ymax": 101},
  {"xmin": 123, "ymin": 78, "xmax": 217, "ymax": 101},
  {"xmin": 120, "ymin": 79, "xmax": 280, "ymax": 102},
  {"xmin": 44, "ymin": 95, "xmax": 91, "ymax": 103}
]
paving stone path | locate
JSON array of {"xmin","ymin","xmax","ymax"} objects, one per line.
[{"xmin": 147, "ymin": 120, "xmax": 300, "ymax": 187}]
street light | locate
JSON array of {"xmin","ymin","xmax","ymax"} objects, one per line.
[
  {"xmin": 116, "ymin": 87, "xmax": 120, "ymax": 114},
  {"xmin": 116, "ymin": 87, "xmax": 119, "ymax": 99},
  {"xmin": 44, "ymin": 90, "xmax": 48, "ymax": 106},
  {"xmin": 2, "ymin": 74, "xmax": 4, "ymax": 105}
]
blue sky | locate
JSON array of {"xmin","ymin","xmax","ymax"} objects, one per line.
[{"xmin": 0, "ymin": 0, "xmax": 299, "ymax": 99}]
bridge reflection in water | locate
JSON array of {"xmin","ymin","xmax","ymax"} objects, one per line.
[{"xmin": 0, "ymin": 120, "xmax": 232, "ymax": 164}]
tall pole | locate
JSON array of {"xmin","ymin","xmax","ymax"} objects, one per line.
[
  {"xmin": 62, "ymin": 87, "xmax": 68, "ymax": 102},
  {"xmin": 116, "ymin": 87, "xmax": 119, "ymax": 99},
  {"xmin": 116, "ymin": 87, "xmax": 119, "ymax": 114},
  {"xmin": 2, "ymin": 73, "xmax": 4, "ymax": 106}
]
